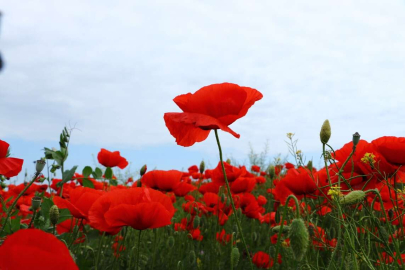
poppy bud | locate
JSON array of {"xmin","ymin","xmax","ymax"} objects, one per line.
[
  {"xmin": 188, "ymin": 250, "xmax": 196, "ymax": 264},
  {"xmin": 288, "ymin": 218, "xmax": 309, "ymax": 262},
  {"xmin": 328, "ymin": 227, "xmax": 336, "ymax": 240},
  {"xmin": 379, "ymin": 226, "xmax": 389, "ymax": 243},
  {"xmin": 199, "ymin": 160, "xmax": 205, "ymax": 174},
  {"xmin": 31, "ymin": 196, "xmax": 42, "ymax": 211},
  {"xmin": 339, "ymin": 190, "xmax": 366, "ymax": 205},
  {"xmin": 352, "ymin": 132, "xmax": 361, "ymax": 147},
  {"xmin": 320, "ymin": 120, "xmax": 331, "ymax": 144},
  {"xmin": 306, "ymin": 160, "xmax": 313, "ymax": 171},
  {"xmin": 272, "ymin": 225, "xmax": 290, "ymax": 234},
  {"xmin": 140, "ymin": 165, "xmax": 147, "ymax": 176},
  {"xmin": 231, "ymin": 247, "xmax": 240, "ymax": 268},
  {"xmin": 268, "ymin": 165, "xmax": 275, "ymax": 179},
  {"xmin": 252, "ymin": 231, "xmax": 258, "ymax": 242},
  {"xmin": 388, "ymin": 209, "xmax": 394, "ymax": 220},
  {"xmin": 1, "ymin": 182, "xmax": 6, "ymax": 189},
  {"xmin": 50, "ymin": 205, "xmax": 59, "ymax": 226},
  {"xmin": 226, "ymin": 159, "xmax": 231, "ymax": 164},
  {"xmin": 193, "ymin": 216, "xmax": 200, "ymax": 229},
  {"xmin": 35, "ymin": 158, "xmax": 46, "ymax": 173},
  {"xmin": 269, "ymin": 246, "xmax": 276, "ymax": 258},
  {"xmin": 167, "ymin": 236, "xmax": 175, "ymax": 248}
]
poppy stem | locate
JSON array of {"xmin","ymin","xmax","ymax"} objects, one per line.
[
  {"xmin": 136, "ymin": 230, "xmax": 142, "ymax": 270},
  {"xmin": 0, "ymin": 171, "xmax": 40, "ymax": 235},
  {"xmin": 214, "ymin": 130, "xmax": 254, "ymax": 270}
]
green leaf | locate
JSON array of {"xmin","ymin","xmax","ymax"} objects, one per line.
[
  {"xmin": 44, "ymin": 147, "xmax": 54, "ymax": 159},
  {"xmin": 82, "ymin": 178, "xmax": 95, "ymax": 189},
  {"xmin": 82, "ymin": 166, "xmax": 93, "ymax": 178},
  {"xmin": 52, "ymin": 151, "xmax": 65, "ymax": 166},
  {"xmin": 104, "ymin": 167, "xmax": 113, "ymax": 180},
  {"xmin": 92, "ymin": 167, "xmax": 103, "ymax": 179},
  {"xmin": 41, "ymin": 197, "xmax": 54, "ymax": 219},
  {"xmin": 57, "ymin": 165, "xmax": 78, "ymax": 187},
  {"xmin": 109, "ymin": 179, "xmax": 118, "ymax": 186},
  {"xmin": 11, "ymin": 217, "xmax": 21, "ymax": 232}
]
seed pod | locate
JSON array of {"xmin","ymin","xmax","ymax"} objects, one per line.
[
  {"xmin": 352, "ymin": 132, "xmax": 361, "ymax": 147},
  {"xmin": 320, "ymin": 120, "xmax": 331, "ymax": 144},
  {"xmin": 272, "ymin": 225, "xmax": 290, "ymax": 234},
  {"xmin": 167, "ymin": 236, "xmax": 175, "ymax": 248},
  {"xmin": 199, "ymin": 160, "xmax": 205, "ymax": 174},
  {"xmin": 226, "ymin": 159, "xmax": 231, "ymax": 164},
  {"xmin": 49, "ymin": 205, "xmax": 59, "ymax": 226},
  {"xmin": 31, "ymin": 196, "xmax": 42, "ymax": 211},
  {"xmin": 288, "ymin": 218, "xmax": 309, "ymax": 262},
  {"xmin": 35, "ymin": 159, "xmax": 46, "ymax": 173},
  {"xmin": 231, "ymin": 247, "xmax": 240, "ymax": 268},
  {"xmin": 339, "ymin": 190, "xmax": 366, "ymax": 205}
]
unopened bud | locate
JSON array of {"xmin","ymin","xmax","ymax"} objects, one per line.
[
  {"xmin": 307, "ymin": 161, "xmax": 313, "ymax": 171},
  {"xmin": 231, "ymin": 247, "xmax": 240, "ymax": 268},
  {"xmin": 288, "ymin": 218, "xmax": 309, "ymax": 262},
  {"xmin": 353, "ymin": 132, "xmax": 361, "ymax": 147},
  {"xmin": 339, "ymin": 190, "xmax": 366, "ymax": 205},
  {"xmin": 167, "ymin": 236, "xmax": 175, "ymax": 248},
  {"xmin": 320, "ymin": 120, "xmax": 331, "ymax": 144},
  {"xmin": 35, "ymin": 158, "xmax": 46, "ymax": 173},
  {"xmin": 188, "ymin": 250, "xmax": 196, "ymax": 264},
  {"xmin": 193, "ymin": 216, "xmax": 200, "ymax": 229},
  {"xmin": 199, "ymin": 160, "xmax": 205, "ymax": 174},
  {"xmin": 268, "ymin": 165, "xmax": 275, "ymax": 179},
  {"xmin": 50, "ymin": 205, "xmax": 59, "ymax": 226},
  {"xmin": 140, "ymin": 165, "xmax": 147, "ymax": 176},
  {"xmin": 31, "ymin": 196, "xmax": 42, "ymax": 211},
  {"xmin": 0, "ymin": 182, "xmax": 6, "ymax": 189},
  {"xmin": 272, "ymin": 225, "xmax": 290, "ymax": 234}
]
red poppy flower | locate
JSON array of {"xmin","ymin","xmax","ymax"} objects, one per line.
[
  {"xmin": 164, "ymin": 83, "xmax": 263, "ymax": 146},
  {"xmin": 0, "ymin": 229, "xmax": 78, "ymax": 270},
  {"xmin": 0, "ymin": 140, "xmax": 23, "ymax": 178},
  {"xmin": 372, "ymin": 136, "xmax": 405, "ymax": 165},
  {"xmin": 54, "ymin": 186, "xmax": 104, "ymax": 220},
  {"xmin": 251, "ymin": 165, "xmax": 261, "ymax": 173},
  {"xmin": 137, "ymin": 170, "xmax": 196, "ymax": 197},
  {"xmin": 97, "ymin": 148, "xmax": 128, "ymax": 169},
  {"xmin": 88, "ymin": 187, "xmax": 175, "ymax": 233}
]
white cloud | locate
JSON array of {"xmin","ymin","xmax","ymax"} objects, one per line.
[{"xmin": 0, "ymin": 0, "xmax": 405, "ymax": 162}]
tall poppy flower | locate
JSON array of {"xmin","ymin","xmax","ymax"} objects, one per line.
[
  {"xmin": 164, "ymin": 83, "xmax": 263, "ymax": 146},
  {"xmin": 97, "ymin": 148, "xmax": 128, "ymax": 169},
  {"xmin": 88, "ymin": 187, "xmax": 175, "ymax": 233},
  {"xmin": 0, "ymin": 229, "xmax": 78, "ymax": 270},
  {"xmin": 0, "ymin": 140, "xmax": 23, "ymax": 178}
]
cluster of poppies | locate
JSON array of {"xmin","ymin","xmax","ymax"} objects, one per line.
[{"xmin": 2, "ymin": 83, "xmax": 405, "ymax": 269}]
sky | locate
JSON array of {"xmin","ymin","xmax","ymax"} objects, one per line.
[{"xmin": 1, "ymin": 1, "xmax": 405, "ymax": 181}]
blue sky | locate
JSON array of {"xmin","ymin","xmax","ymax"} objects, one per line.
[{"xmin": 1, "ymin": 1, "xmax": 405, "ymax": 180}]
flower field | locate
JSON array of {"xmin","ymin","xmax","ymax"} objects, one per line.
[{"xmin": 1, "ymin": 83, "xmax": 405, "ymax": 269}]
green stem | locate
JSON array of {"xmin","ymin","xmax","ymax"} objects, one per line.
[
  {"xmin": 28, "ymin": 210, "xmax": 37, "ymax": 228},
  {"xmin": 136, "ymin": 230, "xmax": 142, "ymax": 270},
  {"xmin": 0, "ymin": 172, "xmax": 40, "ymax": 234},
  {"xmin": 214, "ymin": 130, "xmax": 254, "ymax": 270},
  {"xmin": 95, "ymin": 232, "xmax": 106, "ymax": 270}
]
